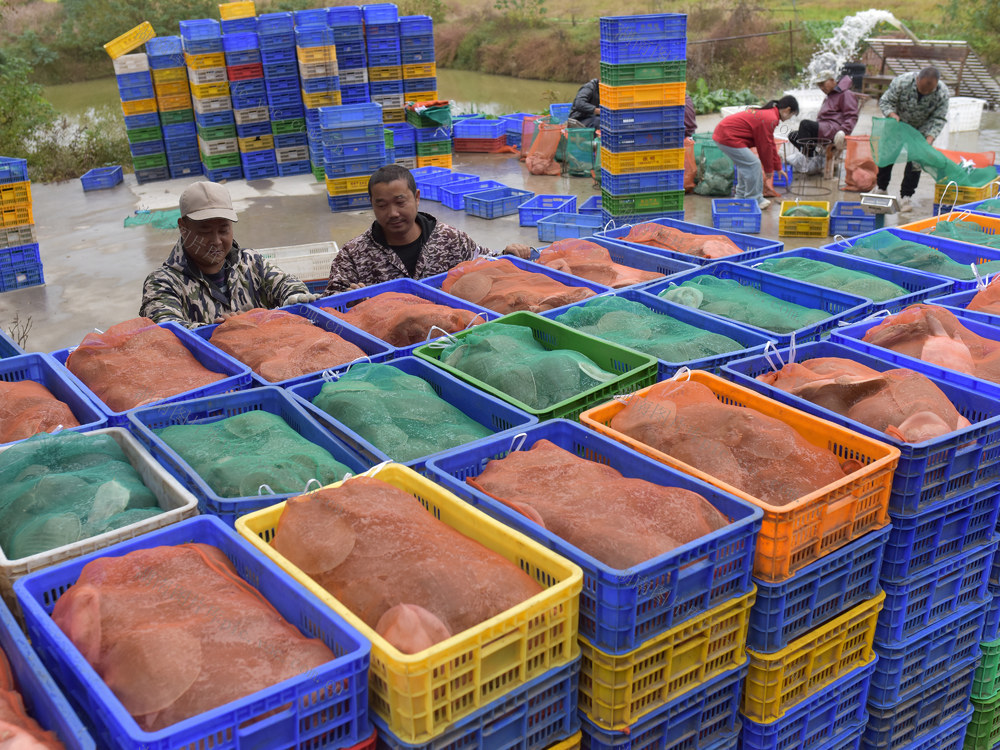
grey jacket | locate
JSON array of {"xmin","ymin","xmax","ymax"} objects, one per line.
[{"xmin": 879, "ymin": 72, "xmax": 950, "ymax": 139}]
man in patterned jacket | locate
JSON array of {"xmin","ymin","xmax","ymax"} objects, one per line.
[
  {"xmin": 140, "ymin": 181, "xmax": 319, "ymax": 327},
  {"xmin": 325, "ymin": 165, "xmax": 531, "ymax": 294}
]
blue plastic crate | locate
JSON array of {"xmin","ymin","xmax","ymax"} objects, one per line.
[
  {"xmin": 0, "ymin": 242, "xmax": 39, "ymax": 270},
  {"xmin": 955, "ymin": 198, "xmax": 1000, "ymax": 218},
  {"xmin": 601, "ymin": 127, "xmax": 685, "ymax": 151},
  {"xmin": 403, "ymin": 76, "xmax": 436, "ymax": 94},
  {"xmin": 0, "ymin": 353, "xmax": 107, "ymax": 446},
  {"xmin": 362, "ymin": 2, "xmax": 398, "ymax": 24},
  {"xmin": 327, "ymin": 192, "xmax": 371, "ymax": 212},
  {"xmin": 14, "ymin": 515, "xmax": 372, "ymax": 750},
  {"xmin": 162, "ymin": 121, "xmax": 197, "ymax": 140},
  {"xmin": 366, "ymin": 37, "xmax": 401, "ymax": 55},
  {"xmin": 830, "ymin": 201, "xmax": 885, "ymax": 237},
  {"xmin": 771, "ymin": 163, "xmax": 793, "ymax": 188},
  {"xmin": 182, "ymin": 36, "xmax": 224, "ymax": 55},
  {"xmin": 401, "ymin": 34, "xmax": 433, "ymax": 52},
  {"xmin": 723, "ymin": 339, "xmax": 1000, "ymax": 516},
  {"xmin": 599, "ymin": 13, "xmax": 687, "ymax": 42},
  {"xmin": 123, "ymin": 111, "xmax": 160, "ymax": 129},
  {"xmin": 231, "ymin": 92, "xmax": 266, "ymax": 109},
  {"xmin": 242, "ymin": 159, "xmax": 278, "ymax": 180},
  {"xmin": 417, "ymin": 171, "xmax": 479, "ymax": 202},
  {"xmin": 891, "ymin": 707, "xmax": 973, "ymax": 750},
  {"xmin": 383, "ymin": 122, "xmax": 415, "ymax": 146},
  {"xmin": 739, "ymin": 657, "xmax": 875, "ymax": 750},
  {"xmin": 224, "ymin": 48, "xmax": 261, "ymax": 65},
  {"xmin": 452, "ymin": 118, "xmax": 507, "ymax": 139},
  {"xmin": 364, "ymin": 22, "xmax": 400, "ymax": 39},
  {"xmin": 134, "ymin": 165, "xmax": 169, "ymax": 184},
  {"xmin": 368, "ymin": 79, "xmax": 403, "ymax": 97},
  {"xmin": 51, "ymin": 321, "xmax": 252, "ymax": 427},
  {"xmin": 746, "ymin": 246, "xmax": 954, "ymax": 315},
  {"xmin": 129, "ymin": 139, "xmax": 165, "ymax": 157},
  {"xmin": 547, "ymin": 102, "xmax": 572, "ymax": 124},
  {"xmin": 440, "ymin": 179, "xmax": 505, "ymax": 211},
  {"xmin": 0, "ymin": 260, "xmax": 44, "ymax": 292},
  {"xmin": 332, "ymin": 32, "xmax": 365, "ymax": 56},
  {"xmin": 425, "ymin": 420, "xmax": 761, "ymax": 653},
  {"xmin": 602, "ymin": 209, "xmax": 686, "ymax": 227},
  {"xmin": 597, "ymin": 216, "xmax": 784, "ymax": 267},
  {"xmin": 266, "ymin": 90, "xmax": 302, "ymax": 108},
  {"xmin": 642, "ymin": 262, "xmax": 870, "ymax": 345},
  {"xmin": 463, "ymin": 186, "xmax": 534, "ymax": 219},
  {"xmin": 600, "ymin": 168, "xmax": 684, "ymax": 194},
  {"xmin": 277, "ymin": 159, "xmax": 312, "ymax": 176},
  {"xmin": 165, "ymin": 141, "xmax": 198, "ymax": 159},
  {"xmin": 338, "ymin": 52, "xmax": 368, "ymax": 69},
  {"xmin": 147, "ymin": 52, "xmax": 185, "ymax": 68},
  {"xmin": 180, "ymin": 18, "xmax": 221, "ymax": 40},
  {"xmin": 221, "ymin": 31, "xmax": 259, "ymax": 52},
  {"xmin": 145, "ymin": 35, "xmax": 182, "ymax": 56},
  {"xmin": 169, "ymin": 162, "xmax": 203, "ymax": 179},
  {"xmin": 0, "ymin": 328, "xmax": 23, "ymax": 358},
  {"xmin": 518, "ymin": 194, "xmax": 577, "ymax": 226},
  {"xmin": 328, "ymin": 6, "xmax": 363, "ymax": 26},
  {"xmin": 236, "ymin": 120, "xmax": 272, "ymax": 138},
  {"xmin": 287, "ymin": 356, "xmax": 538, "ymax": 468},
  {"xmin": 116, "ymin": 71, "xmax": 153, "ymax": 88},
  {"xmin": 0, "ymin": 596, "xmax": 95, "ymax": 749},
  {"xmin": 599, "ymin": 37, "xmax": 686, "ymax": 64},
  {"xmin": 203, "ymin": 164, "xmax": 243, "ymax": 181},
  {"xmin": 747, "ymin": 528, "xmax": 889, "ymax": 653},
  {"xmin": 413, "ymin": 125, "xmax": 452, "ymax": 143},
  {"xmin": 221, "ymin": 16, "xmax": 256, "ymax": 34},
  {"xmin": 127, "ymin": 387, "xmax": 372, "ymax": 525},
  {"xmin": 576, "ymin": 194, "xmax": 602, "ymax": 217},
  {"xmin": 292, "ymin": 7, "xmax": 327, "ymax": 26},
  {"xmin": 264, "ymin": 75, "xmax": 298, "ymax": 95},
  {"xmin": 601, "ymin": 105, "xmax": 685, "ymax": 132},
  {"xmin": 400, "ymin": 14, "xmax": 433, "ymax": 36},
  {"xmin": 295, "ymin": 26, "xmax": 335, "ymax": 47},
  {"xmin": 262, "ymin": 60, "xmax": 296, "ymax": 78},
  {"xmin": 256, "ymin": 11, "xmax": 293, "ymax": 33},
  {"xmin": 260, "ymin": 44, "xmax": 295, "ymax": 63},
  {"xmin": 318, "ymin": 102, "xmax": 383, "ymax": 129},
  {"xmin": 927, "ymin": 286, "xmax": 1000, "ymax": 327},
  {"xmin": 230, "ymin": 78, "xmax": 266, "ymax": 98},
  {"xmin": 340, "ymin": 86, "xmax": 370, "ymax": 104},
  {"xmin": 402, "ymin": 47, "xmax": 434, "ymax": 64},
  {"xmin": 367, "ymin": 50, "xmax": 402, "ymax": 67},
  {"xmin": 80, "ymin": 166, "xmax": 123, "ymax": 191},
  {"xmin": 869, "ymin": 600, "xmax": 986, "ymax": 706},
  {"xmin": 822, "ymin": 226, "xmax": 1000, "ymax": 291},
  {"xmin": 712, "ymin": 199, "xmax": 761, "ymax": 234},
  {"xmin": 323, "ymin": 153, "xmax": 385, "ymax": 178},
  {"xmin": 274, "ymin": 131, "xmax": 307, "ymax": 147},
  {"xmin": 194, "ymin": 110, "xmax": 235, "ymax": 129},
  {"xmin": 258, "ymin": 32, "xmax": 295, "ymax": 51},
  {"xmin": 865, "ymin": 660, "xmax": 975, "ymax": 748},
  {"xmin": 301, "ymin": 75, "xmax": 340, "ymax": 94},
  {"xmin": 117, "ymin": 81, "xmax": 155, "ymax": 101}
]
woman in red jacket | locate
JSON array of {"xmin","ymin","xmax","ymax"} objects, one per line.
[{"xmin": 712, "ymin": 95, "xmax": 798, "ymax": 210}]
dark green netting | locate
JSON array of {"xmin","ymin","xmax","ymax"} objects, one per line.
[
  {"xmin": 926, "ymin": 220, "xmax": 1000, "ymax": 250},
  {"xmin": 123, "ymin": 209, "xmax": 182, "ymax": 230},
  {"xmin": 311, "ymin": 363, "xmax": 492, "ymax": 462},
  {"xmin": 658, "ymin": 276, "xmax": 829, "ymax": 334},
  {"xmin": 154, "ymin": 411, "xmax": 352, "ymax": 498},
  {"xmin": 783, "ymin": 204, "xmax": 829, "ymax": 217},
  {"xmin": 693, "ymin": 139, "xmax": 735, "ymax": 197},
  {"xmin": 0, "ymin": 432, "xmax": 161, "ymax": 559},
  {"xmin": 756, "ymin": 257, "xmax": 908, "ymax": 302},
  {"xmin": 552, "ymin": 295, "xmax": 744, "ymax": 362},
  {"xmin": 436, "ymin": 323, "xmax": 616, "ymax": 410},
  {"xmin": 844, "ymin": 230, "xmax": 1000, "ymax": 280},
  {"xmin": 968, "ymin": 199, "xmax": 1000, "ymax": 213},
  {"xmin": 870, "ymin": 117, "xmax": 998, "ymax": 187}
]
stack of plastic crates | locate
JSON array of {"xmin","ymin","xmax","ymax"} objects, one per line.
[
  {"xmin": 386, "ymin": 122, "xmax": 417, "ymax": 168},
  {"xmin": 598, "ymin": 13, "xmax": 687, "ymax": 228},
  {"xmin": 501, "ymin": 112, "xmax": 532, "ymax": 150},
  {"xmin": 330, "ymin": 6, "xmax": 369, "ymax": 105},
  {"xmin": 364, "ymin": 4, "xmax": 405, "ymax": 125},
  {"xmin": 114, "ymin": 52, "xmax": 168, "ymax": 184},
  {"xmin": 144, "ymin": 37, "xmax": 199, "ymax": 180},
  {"xmin": 256, "ymin": 12, "xmax": 308, "ymax": 178},
  {"xmin": 223, "ymin": 24, "xmax": 279, "ymax": 180},
  {"xmin": 183, "ymin": 19, "xmax": 241, "ymax": 182},
  {"xmin": 400, "ymin": 15, "xmax": 437, "ymax": 105},
  {"xmin": 407, "ymin": 103, "xmax": 452, "ymax": 170},
  {"xmin": 320, "ymin": 103, "xmax": 384, "ymax": 212},
  {"xmin": 294, "ymin": 10, "xmax": 339, "ymax": 182},
  {"xmin": 0, "ymin": 157, "xmax": 43, "ymax": 293},
  {"xmin": 453, "ymin": 117, "xmax": 507, "ymax": 153}
]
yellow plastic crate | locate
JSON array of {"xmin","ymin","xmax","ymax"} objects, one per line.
[
  {"xmin": 190, "ymin": 81, "xmax": 230, "ymax": 99},
  {"xmin": 742, "ymin": 593, "xmax": 884, "ymax": 723},
  {"xmin": 297, "ymin": 45, "xmax": 337, "ymax": 64},
  {"xmin": 0, "ymin": 182, "xmax": 32, "ymax": 210},
  {"xmin": 184, "ymin": 52, "xmax": 226, "ymax": 70},
  {"xmin": 326, "ymin": 175, "xmax": 369, "ymax": 196},
  {"xmin": 547, "ymin": 731, "xmax": 582, "ymax": 749},
  {"xmin": 369, "ymin": 65, "xmax": 403, "ymax": 82},
  {"xmin": 416, "ymin": 153, "xmax": 452, "ymax": 168},
  {"xmin": 901, "ymin": 211, "xmax": 1000, "ymax": 235},
  {"xmin": 120, "ymin": 98, "xmax": 158, "ymax": 116},
  {"xmin": 579, "ymin": 371, "xmax": 899, "ymax": 582},
  {"xmin": 301, "ymin": 90, "xmax": 340, "ymax": 109},
  {"xmin": 405, "ymin": 92, "xmax": 437, "ymax": 105},
  {"xmin": 935, "ymin": 179, "xmax": 1000, "ymax": 206},
  {"xmin": 151, "ymin": 66, "xmax": 187, "ymax": 84},
  {"xmin": 579, "ymin": 588, "xmax": 755, "ymax": 731},
  {"xmin": 154, "ymin": 80, "xmax": 189, "ymax": 98},
  {"xmin": 158, "ymin": 93, "xmax": 192, "ymax": 111},
  {"xmin": 403, "ymin": 62, "xmax": 437, "ymax": 79},
  {"xmin": 238, "ymin": 134, "xmax": 274, "ymax": 152},
  {"xmin": 235, "ymin": 464, "xmax": 583, "ymax": 745},
  {"xmin": 103, "ymin": 21, "xmax": 155, "ymax": 60},
  {"xmin": 219, "ymin": 0, "xmax": 255, "ymax": 19},
  {"xmin": 598, "ymin": 82, "xmax": 686, "ymax": 109},
  {"xmin": 383, "ymin": 107, "xmax": 407, "ymax": 124},
  {"xmin": 0, "ymin": 205, "xmax": 34, "ymax": 229},
  {"xmin": 600, "ymin": 147, "xmax": 684, "ymax": 175},
  {"xmin": 778, "ymin": 200, "xmax": 831, "ymax": 238}
]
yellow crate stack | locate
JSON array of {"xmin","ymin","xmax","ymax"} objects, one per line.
[{"xmin": 0, "ymin": 161, "xmax": 42, "ymax": 293}]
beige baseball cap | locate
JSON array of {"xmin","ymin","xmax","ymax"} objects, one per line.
[{"xmin": 179, "ymin": 181, "xmax": 238, "ymax": 222}]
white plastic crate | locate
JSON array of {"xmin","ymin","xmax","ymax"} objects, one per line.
[
  {"xmin": 340, "ymin": 67, "xmax": 369, "ymax": 85},
  {"xmin": 257, "ymin": 240, "xmax": 340, "ymax": 281},
  {"xmin": 112, "ymin": 53, "xmax": 149, "ymax": 75},
  {"xmin": 372, "ymin": 93, "xmax": 404, "ymax": 109},
  {"xmin": 947, "ymin": 97, "xmax": 986, "ymax": 132},
  {"xmin": 197, "ymin": 136, "xmax": 238, "ymax": 155},
  {"xmin": 276, "ymin": 146, "xmax": 309, "ymax": 163},
  {"xmin": 395, "ymin": 156, "xmax": 417, "ymax": 169},
  {"xmin": 257, "ymin": 240, "xmax": 339, "ymax": 261},
  {"xmin": 187, "ymin": 66, "xmax": 227, "ymax": 85},
  {"xmin": 234, "ymin": 106, "xmax": 270, "ymax": 125},
  {"xmin": 299, "ymin": 60, "xmax": 339, "ymax": 79},
  {"xmin": 192, "ymin": 95, "xmax": 233, "ymax": 114}
]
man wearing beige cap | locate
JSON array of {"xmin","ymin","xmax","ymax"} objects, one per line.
[{"xmin": 140, "ymin": 181, "xmax": 320, "ymax": 327}]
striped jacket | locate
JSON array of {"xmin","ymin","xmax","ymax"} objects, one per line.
[
  {"xmin": 879, "ymin": 72, "xmax": 950, "ymax": 139},
  {"xmin": 140, "ymin": 238, "xmax": 308, "ymax": 328}
]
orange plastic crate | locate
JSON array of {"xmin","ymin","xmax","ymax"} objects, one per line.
[
  {"xmin": 579, "ymin": 371, "xmax": 899, "ymax": 582},
  {"xmin": 0, "ymin": 205, "xmax": 34, "ymax": 229},
  {"xmin": 120, "ymin": 98, "xmax": 158, "ymax": 116},
  {"xmin": 158, "ymin": 93, "xmax": 192, "ymax": 111},
  {"xmin": 901, "ymin": 211, "xmax": 1000, "ymax": 235},
  {"xmin": 0, "ymin": 182, "xmax": 32, "ymax": 209},
  {"xmin": 598, "ymin": 82, "xmax": 686, "ymax": 109},
  {"xmin": 416, "ymin": 153, "xmax": 452, "ymax": 168}
]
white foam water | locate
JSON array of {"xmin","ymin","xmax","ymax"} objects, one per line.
[{"xmin": 803, "ymin": 9, "xmax": 902, "ymax": 84}]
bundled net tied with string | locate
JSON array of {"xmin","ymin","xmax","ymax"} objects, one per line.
[
  {"xmin": 843, "ymin": 230, "xmax": 1000, "ymax": 281},
  {"xmin": 0, "ymin": 432, "xmax": 162, "ymax": 561},
  {"xmin": 534, "ymin": 239, "xmax": 664, "ymax": 288},
  {"xmin": 326, "ymin": 291, "xmax": 486, "ymax": 347},
  {"xmin": 924, "ymin": 219, "xmax": 1000, "ymax": 250},
  {"xmin": 619, "ymin": 223, "xmax": 743, "ymax": 260},
  {"xmin": 310, "ymin": 363, "xmax": 492, "ymax": 463},
  {"xmin": 756, "ymin": 256, "xmax": 907, "ymax": 303},
  {"xmin": 0, "ymin": 381, "xmax": 80, "ymax": 445},
  {"xmin": 441, "ymin": 258, "xmax": 596, "ymax": 314},
  {"xmin": 968, "ymin": 277, "xmax": 1000, "ymax": 315},
  {"xmin": 553, "ymin": 295, "xmax": 746, "ymax": 363},
  {"xmin": 692, "ymin": 137, "xmax": 735, "ymax": 197}
]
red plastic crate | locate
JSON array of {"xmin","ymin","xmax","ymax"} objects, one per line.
[{"xmin": 453, "ymin": 136, "xmax": 508, "ymax": 153}]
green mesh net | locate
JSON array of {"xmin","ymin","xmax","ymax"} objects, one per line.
[
  {"xmin": 783, "ymin": 204, "xmax": 829, "ymax": 217},
  {"xmin": 926, "ymin": 220, "xmax": 1000, "ymax": 250},
  {"xmin": 693, "ymin": 139, "xmax": 735, "ymax": 197},
  {"xmin": 436, "ymin": 323, "xmax": 617, "ymax": 410},
  {"xmin": 843, "ymin": 230, "xmax": 1000, "ymax": 280},
  {"xmin": 552, "ymin": 295, "xmax": 745, "ymax": 362},
  {"xmin": 0, "ymin": 432, "xmax": 161, "ymax": 560},
  {"xmin": 123, "ymin": 209, "xmax": 182, "ymax": 230},
  {"xmin": 154, "ymin": 411, "xmax": 352, "ymax": 498},
  {"xmin": 311, "ymin": 363, "xmax": 492, "ymax": 462},
  {"xmin": 658, "ymin": 276, "xmax": 829, "ymax": 334},
  {"xmin": 968, "ymin": 199, "xmax": 1000, "ymax": 213},
  {"xmin": 756, "ymin": 257, "xmax": 908, "ymax": 303},
  {"xmin": 870, "ymin": 117, "xmax": 998, "ymax": 187}
]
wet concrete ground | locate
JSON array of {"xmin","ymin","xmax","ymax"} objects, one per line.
[{"xmin": 3, "ymin": 98, "xmax": 988, "ymax": 353}]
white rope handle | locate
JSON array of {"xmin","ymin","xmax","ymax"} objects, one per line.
[
  {"xmin": 303, "ymin": 478, "xmax": 322, "ymax": 493},
  {"xmin": 509, "ymin": 432, "xmax": 527, "ymax": 452},
  {"xmin": 787, "ymin": 331, "xmax": 797, "ymax": 367},
  {"xmin": 670, "ymin": 366, "xmax": 692, "ymax": 382},
  {"xmin": 258, "ymin": 484, "xmax": 275, "ymax": 496},
  {"xmin": 425, "ymin": 325, "xmax": 461, "ymax": 349}
]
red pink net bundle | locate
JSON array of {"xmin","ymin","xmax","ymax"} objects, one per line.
[
  {"xmin": 327, "ymin": 291, "xmax": 484, "ymax": 347},
  {"xmin": 534, "ymin": 240, "xmax": 663, "ymax": 288},
  {"xmin": 441, "ymin": 258, "xmax": 595, "ymax": 314},
  {"xmin": 0, "ymin": 381, "xmax": 79, "ymax": 445}
]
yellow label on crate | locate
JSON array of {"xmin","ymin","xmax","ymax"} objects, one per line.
[{"xmin": 103, "ymin": 21, "xmax": 155, "ymax": 60}]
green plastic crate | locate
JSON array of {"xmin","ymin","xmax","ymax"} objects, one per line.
[
  {"xmin": 415, "ymin": 140, "xmax": 452, "ymax": 157},
  {"xmin": 132, "ymin": 152, "xmax": 167, "ymax": 170},
  {"xmin": 405, "ymin": 106, "xmax": 452, "ymax": 130},
  {"xmin": 200, "ymin": 151, "xmax": 240, "ymax": 169},
  {"xmin": 599, "ymin": 60, "xmax": 687, "ymax": 86},
  {"xmin": 601, "ymin": 189, "xmax": 684, "ymax": 215},
  {"xmin": 196, "ymin": 124, "xmax": 237, "ymax": 141},
  {"xmin": 312, "ymin": 163, "xmax": 325, "ymax": 182},
  {"xmin": 272, "ymin": 117, "xmax": 306, "ymax": 135},
  {"xmin": 413, "ymin": 310, "xmax": 658, "ymax": 421},
  {"xmin": 974, "ymin": 638, "xmax": 1000, "ymax": 701},
  {"xmin": 383, "ymin": 128, "xmax": 394, "ymax": 150},
  {"xmin": 160, "ymin": 108, "xmax": 195, "ymax": 125},
  {"xmin": 126, "ymin": 126, "xmax": 163, "ymax": 143},
  {"xmin": 966, "ymin": 690, "xmax": 1000, "ymax": 750}
]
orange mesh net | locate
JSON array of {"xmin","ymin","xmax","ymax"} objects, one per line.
[
  {"xmin": 467, "ymin": 438, "xmax": 728, "ymax": 568},
  {"xmin": 684, "ymin": 137, "xmax": 696, "ymax": 192},
  {"xmin": 843, "ymin": 135, "xmax": 877, "ymax": 192},
  {"xmin": 0, "ymin": 646, "xmax": 64, "ymax": 748},
  {"xmin": 65, "ymin": 318, "xmax": 225, "ymax": 412},
  {"xmin": 441, "ymin": 258, "xmax": 596, "ymax": 314},
  {"xmin": 328, "ymin": 291, "xmax": 484, "ymax": 347},
  {"xmin": 535, "ymin": 239, "xmax": 663, "ymax": 288},
  {"xmin": 621, "ymin": 223, "xmax": 742, "ymax": 260},
  {"xmin": 51, "ymin": 543, "xmax": 334, "ymax": 732},
  {"xmin": 608, "ymin": 380, "xmax": 854, "ymax": 506},
  {"xmin": 270, "ymin": 477, "xmax": 543, "ymax": 654},
  {"xmin": 968, "ymin": 281, "xmax": 1000, "ymax": 316},
  {"xmin": 0, "ymin": 381, "xmax": 79, "ymax": 444},
  {"xmin": 757, "ymin": 357, "xmax": 971, "ymax": 443},
  {"xmin": 862, "ymin": 304, "xmax": 1000, "ymax": 382},
  {"xmin": 524, "ymin": 121, "xmax": 565, "ymax": 176},
  {"xmin": 209, "ymin": 308, "xmax": 366, "ymax": 382}
]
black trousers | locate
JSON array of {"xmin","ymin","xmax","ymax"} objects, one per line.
[
  {"xmin": 788, "ymin": 119, "xmax": 820, "ymax": 155},
  {"xmin": 877, "ymin": 162, "xmax": 922, "ymax": 198}
]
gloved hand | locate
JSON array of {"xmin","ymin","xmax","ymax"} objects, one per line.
[
  {"xmin": 284, "ymin": 292, "xmax": 322, "ymax": 305},
  {"xmin": 502, "ymin": 243, "xmax": 532, "ymax": 259}
]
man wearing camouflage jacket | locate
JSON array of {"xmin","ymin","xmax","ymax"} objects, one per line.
[{"xmin": 140, "ymin": 181, "xmax": 318, "ymax": 328}]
